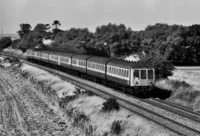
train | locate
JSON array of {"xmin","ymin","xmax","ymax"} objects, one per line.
[{"xmin": 26, "ymin": 49, "xmax": 155, "ymax": 95}]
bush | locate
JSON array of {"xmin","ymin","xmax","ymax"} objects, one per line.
[
  {"xmin": 0, "ymin": 37, "xmax": 12, "ymax": 50},
  {"xmin": 111, "ymin": 120, "xmax": 123, "ymax": 135},
  {"xmin": 102, "ymin": 97, "xmax": 120, "ymax": 112},
  {"xmin": 59, "ymin": 95, "xmax": 77, "ymax": 108},
  {"xmin": 20, "ymin": 71, "xmax": 30, "ymax": 79}
]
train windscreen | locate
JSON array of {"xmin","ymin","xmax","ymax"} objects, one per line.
[
  {"xmin": 148, "ymin": 70, "xmax": 154, "ymax": 79},
  {"xmin": 141, "ymin": 70, "xmax": 146, "ymax": 79}
]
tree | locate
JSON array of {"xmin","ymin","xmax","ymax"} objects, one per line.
[
  {"xmin": 11, "ymin": 39, "xmax": 21, "ymax": 49},
  {"xmin": 184, "ymin": 24, "xmax": 200, "ymax": 65},
  {"xmin": 89, "ymin": 23, "xmax": 132, "ymax": 57},
  {"xmin": 52, "ymin": 20, "xmax": 61, "ymax": 29},
  {"xmin": 140, "ymin": 47, "xmax": 174, "ymax": 79},
  {"xmin": 17, "ymin": 23, "xmax": 31, "ymax": 38},
  {"xmin": 0, "ymin": 37, "xmax": 12, "ymax": 50},
  {"xmin": 34, "ymin": 24, "xmax": 51, "ymax": 34}
]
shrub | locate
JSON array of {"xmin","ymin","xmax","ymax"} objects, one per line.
[
  {"xmin": 85, "ymin": 90, "xmax": 94, "ymax": 96},
  {"xmin": 72, "ymin": 111, "xmax": 89, "ymax": 127},
  {"xmin": 102, "ymin": 132, "xmax": 109, "ymax": 136},
  {"xmin": 59, "ymin": 95, "xmax": 77, "ymax": 108},
  {"xmin": 102, "ymin": 97, "xmax": 120, "ymax": 112},
  {"xmin": 111, "ymin": 120, "xmax": 123, "ymax": 135},
  {"xmin": 0, "ymin": 37, "xmax": 12, "ymax": 50},
  {"xmin": 20, "ymin": 71, "xmax": 30, "ymax": 79}
]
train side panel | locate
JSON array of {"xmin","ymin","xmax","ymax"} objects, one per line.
[
  {"xmin": 40, "ymin": 51, "xmax": 50, "ymax": 63},
  {"xmin": 86, "ymin": 57, "xmax": 112, "ymax": 79},
  {"xmin": 71, "ymin": 55, "xmax": 91, "ymax": 73},
  {"xmin": 48, "ymin": 52, "xmax": 59, "ymax": 65},
  {"xmin": 60, "ymin": 53, "xmax": 74, "ymax": 69}
]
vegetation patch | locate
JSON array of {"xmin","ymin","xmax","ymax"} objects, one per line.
[
  {"xmin": 165, "ymin": 79, "xmax": 191, "ymax": 89},
  {"xmin": 175, "ymin": 90, "xmax": 200, "ymax": 103},
  {"xmin": 111, "ymin": 120, "xmax": 124, "ymax": 135},
  {"xmin": 156, "ymin": 78, "xmax": 200, "ymax": 111},
  {"xmin": 102, "ymin": 97, "xmax": 120, "ymax": 112}
]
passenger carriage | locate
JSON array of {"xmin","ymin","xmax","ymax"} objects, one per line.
[
  {"xmin": 59, "ymin": 53, "xmax": 74, "ymax": 69},
  {"xmin": 27, "ymin": 49, "xmax": 41, "ymax": 61},
  {"xmin": 48, "ymin": 51, "xmax": 60, "ymax": 65},
  {"xmin": 40, "ymin": 50, "xmax": 50, "ymax": 63},
  {"xmin": 86, "ymin": 57, "xmax": 112, "ymax": 79},
  {"xmin": 71, "ymin": 54, "xmax": 91, "ymax": 73}
]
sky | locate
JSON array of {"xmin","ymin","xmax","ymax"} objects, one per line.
[{"xmin": 0, "ymin": 0, "xmax": 200, "ymax": 34}]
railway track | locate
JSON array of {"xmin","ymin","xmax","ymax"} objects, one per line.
[{"xmin": 1, "ymin": 53, "xmax": 200, "ymax": 136}]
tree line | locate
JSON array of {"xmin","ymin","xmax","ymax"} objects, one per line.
[{"xmin": 1, "ymin": 21, "xmax": 200, "ymax": 78}]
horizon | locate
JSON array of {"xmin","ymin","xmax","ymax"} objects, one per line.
[{"xmin": 1, "ymin": 0, "xmax": 200, "ymax": 34}]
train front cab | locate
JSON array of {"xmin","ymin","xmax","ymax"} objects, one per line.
[{"xmin": 130, "ymin": 68, "xmax": 155, "ymax": 87}]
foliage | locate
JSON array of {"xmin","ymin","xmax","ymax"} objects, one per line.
[
  {"xmin": 11, "ymin": 39, "xmax": 21, "ymax": 49},
  {"xmin": 84, "ymin": 23, "xmax": 132, "ymax": 57},
  {"xmin": 111, "ymin": 120, "xmax": 123, "ymax": 135},
  {"xmin": 17, "ymin": 23, "xmax": 52, "ymax": 52},
  {"xmin": 17, "ymin": 23, "xmax": 32, "ymax": 38},
  {"xmin": 140, "ymin": 48, "xmax": 175, "ymax": 79},
  {"xmin": 102, "ymin": 97, "xmax": 120, "ymax": 112},
  {"xmin": 0, "ymin": 37, "xmax": 12, "ymax": 50}
]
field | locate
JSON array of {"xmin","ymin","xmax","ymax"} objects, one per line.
[{"xmin": 156, "ymin": 67, "xmax": 200, "ymax": 111}]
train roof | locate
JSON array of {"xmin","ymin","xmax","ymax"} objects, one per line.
[
  {"xmin": 107, "ymin": 59, "xmax": 145, "ymax": 69},
  {"xmin": 87, "ymin": 56, "xmax": 112, "ymax": 64},
  {"xmin": 60, "ymin": 52, "xmax": 74, "ymax": 57},
  {"xmin": 72, "ymin": 54, "xmax": 92, "ymax": 60}
]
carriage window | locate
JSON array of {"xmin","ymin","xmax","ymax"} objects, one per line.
[
  {"xmin": 134, "ymin": 70, "xmax": 139, "ymax": 79},
  {"xmin": 72, "ymin": 59, "xmax": 77, "ymax": 64},
  {"xmin": 126, "ymin": 70, "xmax": 129, "ymax": 77},
  {"xmin": 60, "ymin": 57, "xmax": 64, "ymax": 62},
  {"xmin": 141, "ymin": 70, "xmax": 147, "ymax": 79},
  {"xmin": 148, "ymin": 70, "xmax": 154, "ymax": 79}
]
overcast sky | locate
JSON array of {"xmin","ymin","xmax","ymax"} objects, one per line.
[{"xmin": 0, "ymin": 0, "xmax": 200, "ymax": 34}]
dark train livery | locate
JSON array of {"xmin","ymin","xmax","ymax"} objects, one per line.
[{"xmin": 26, "ymin": 49, "xmax": 155, "ymax": 91}]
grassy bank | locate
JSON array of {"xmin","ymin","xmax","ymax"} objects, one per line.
[{"xmin": 155, "ymin": 68, "xmax": 200, "ymax": 111}]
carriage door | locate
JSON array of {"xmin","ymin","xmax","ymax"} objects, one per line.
[
  {"xmin": 140, "ymin": 69, "xmax": 148, "ymax": 86},
  {"xmin": 132, "ymin": 69, "xmax": 140, "ymax": 86}
]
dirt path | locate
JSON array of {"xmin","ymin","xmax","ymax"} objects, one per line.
[{"xmin": 0, "ymin": 69, "xmax": 70, "ymax": 136}]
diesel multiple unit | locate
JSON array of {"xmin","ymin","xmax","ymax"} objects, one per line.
[{"xmin": 26, "ymin": 49, "xmax": 155, "ymax": 89}]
